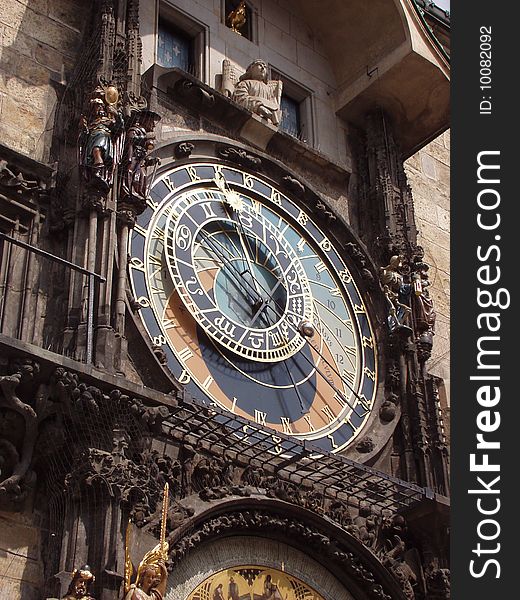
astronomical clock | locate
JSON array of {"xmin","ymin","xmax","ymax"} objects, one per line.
[{"xmin": 128, "ymin": 146, "xmax": 378, "ymax": 455}]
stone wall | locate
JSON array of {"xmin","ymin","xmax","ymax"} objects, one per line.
[
  {"xmin": 0, "ymin": 0, "xmax": 87, "ymax": 163},
  {"xmin": 406, "ymin": 130, "xmax": 450, "ymax": 405},
  {"xmin": 0, "ymin": 511, "xmax": 43, "ymax": 599}
]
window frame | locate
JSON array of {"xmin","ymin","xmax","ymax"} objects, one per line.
[
  {"xmin": 270, "ymin": 69, "xmax": 315, "ymax": 146},
  {"xmin": 157, "ymin": 3, "xmax": 207, "ymax": 82}
]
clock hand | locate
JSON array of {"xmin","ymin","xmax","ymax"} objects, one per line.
[
  {"xmin": 214, "ymin": 174, "xmax": 264, "ymax": 304},
  {"xmin": 253, "ymin": 288, "xmax": 369, "ymax": 414},
  {"xmin": 197, "ymin": 228, "xmax": 263, "ymax": 308}
]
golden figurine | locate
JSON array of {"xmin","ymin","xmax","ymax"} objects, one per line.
[
  {"xmin": 123, "ymin": 484, "xmax": 169, "ymax": 600},
  {"xmin": 227, "ymin": 1, "xmax": 247, "ymax": 35},
  {"xmin": 62, "ymin": 565, "xmax": 96, "ymax": 599}
]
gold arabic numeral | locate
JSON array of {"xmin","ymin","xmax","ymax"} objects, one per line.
[
  {"xmin": 187, "ymin": 166, "xmax": 200, "ymax": 182},
  {"xmin": 280, "ymin": 417, "xmax": 293, "ymax": 435},
  {"xmin": 129, "ymin": 257, "xmax": 145, "ymax": 272},
  {"xmin": 339, "ymin": 269, "xmax": 352, "ymax": 284},
  {"xmin": 329, "ymin": 287, "xmax": 341, "ymax": 297},
  {"xmin": 304, "ymin": 415, "xmax": 316, "ymax": 432},
  {"xmin": 327, "ymin": 433, "xmax": 339, "ymax": 450},
  {"xmin": 163, "ymin": 176, "xmax": 176, "ymax": 193},
  {"xmin": 202, "ymin": 375, "xmax": 214, "ymax": 391},
  {"xmin": 243, "ymin": 174, "xmax": 255, "ymax": 189},
  {"xmin": 319, "ymin": 238, "xmax": 332, "ymax": 252},
  {"xmin": 241, "ymin": 425, "xmax": 251, "ymax": 444},
  {"xmin": 271, "ymin": 190, "xmax": 282, "ymax": 206},
  {"xmin": 255, "ymin": 410, "xmax": 267, "ymax": 426},
  {"xmin": 362, "ymin": 336, "xmax": 374, "ymax": 349},
  {"xmin": 178, "ymin": 347, "xmax": 193, "ymax": 362},
  {"xmin": 297, "ymin": 211, "xmax": 309, "ymax": 226},
  {"xmin": 354, "ymin": 304, "xmax": 366, "ymax": 314},
  {"xmin": 201, "ymin": 202, "xmax": 216, "ymax": 219},
  {"xmin": 272, "ymin": 435, "xmax": 283, "ymax": 455},
  {"xmin": 322, "ymin": 405, "xmax": 336, "ymax": 424},
  {"xmin": 363, "ymin": 367, "xmax": 376, "ymax": 381},
  {"xmin": 178, "ymin": 369, "xmax": 191, "ymax": 384},
  {"xmin": 152, "ymin": 334, "xmax": 166, "ymax": 346}
]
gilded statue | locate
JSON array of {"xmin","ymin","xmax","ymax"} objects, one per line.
[
  {"xmin": 79, "ymin": 85, "xmax": 124, "ymax": 192},
  {"xmin": 124, "ymin": 484, "xmax": 169, "ymax": 600},
  {"xmin": 229, "ymin": 60, "xmax": 283, "ymax": 126},
  {"xmin": 62, "ymin": 565, "xmax": 96, "ymax": 600}
]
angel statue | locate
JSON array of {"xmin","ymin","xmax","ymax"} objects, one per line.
[
  {"xmin": 222, "ymin": 59, "xmax": 283, "ymax": 126},
  {"xmin": 123, "ymin": 484, "xmax": 169, "ymax": 600}
]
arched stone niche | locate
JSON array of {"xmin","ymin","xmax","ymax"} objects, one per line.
[{"xmin": 166, "ymin": 535, "xmax": 354, "ymax": 600}]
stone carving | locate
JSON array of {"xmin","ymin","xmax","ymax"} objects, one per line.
[
  {"xmin": 411, "ymin": 247, "xmax": 436, "ymax": 360},
  {"xmin": 282, "ymin": 175, "xmax": 305, "ymax": 196},
  {"xmin": 0, "ymin": 359, "xmax": 41, "ymax": 503},
  {"xmin": 356, "ymin": 437, "xmax": 375, "ymax": 453},
  {"xmin": 79, "ymin": 85, "xmax": 124, "ymax": 193},
  {"xmin": 62, "ymin": 565, "xmax": 96, "ymax": 599},
  {"xmin": 380, "ymin": 392, "xmax": 398, "ymax": 422},
  {"xmin": 176, "ymin": 79, "xmax": 215, "ymax": 108},
  {"xmin": 380, "ymin": 256, "xmax": 413, "ymax": 335},
  {"xmin": 168, "ymin": 510, "xmax": 393, "ymax": 600},
  {"xmin": 0, "ymin": 159, "xmax": 46, "ymax": 195},
  {"xmin": 119, "ymin": 109, "xmax": 161, "ymax": 211},
  {"xmin": 426, "ymin": 568, "xmax": 450, "ymax": 600},
  {"xmin": 218, "ymin": 145, "xmax": 262, "ymax": 169},
  {"xmin": 174, "ymin": 142, "xmax": 195, "ymax": 159},
  {"xmin": 344, "ymin": 242, "xmax": 375, "ymax": 285},
  {"xmin": 226, "ymin": 60, "xmax": 283, "ymax": 126},
  {"xmin": 315, "ymin": 200, "xmax": 337, "ymax": 224}
]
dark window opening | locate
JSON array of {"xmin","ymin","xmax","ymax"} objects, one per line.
[
  {"xmin": 280, "ymin": 95, "xmax": 302, "ymax": 139},
  {"xmin": 157, "ymin": 20, "xmax": 193, "ymax": 73},
  {"xmin": 225, "ymin": 1, "xmax": 253, "ymax": 41}
]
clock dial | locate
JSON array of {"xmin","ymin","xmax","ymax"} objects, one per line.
[{"xmin": 129, "ymin": 161, "xmax": 377, "ymax": 453}]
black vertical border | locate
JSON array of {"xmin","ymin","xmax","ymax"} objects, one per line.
[{"xmin": 451, "ymin": 2, "xmax": 516, "ymax": 597}]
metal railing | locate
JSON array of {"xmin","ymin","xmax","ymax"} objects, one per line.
[{"xmin": 0, "ymin": 232, "xmax": 105, "ymax": 363}]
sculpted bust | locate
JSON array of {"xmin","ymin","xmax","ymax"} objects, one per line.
[{"xmin": 231, "ymin": 60, "xmax": 283, "ymax": 126}]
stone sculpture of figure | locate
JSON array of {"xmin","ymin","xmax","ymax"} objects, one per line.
[
  {"xmin": 232, "ymin": 60, "xmax": 283, "ymax": 125},
  {"xmin": 79, "ymin": 86, "xmax": 123, "ymax": 192},
  {"xmin": 62, "ymin": 565, "xmax": 96, "ymax": 600},
  {"xmin": 123, "ymin": 562, "xmax": 168, "ymax": 600},
  {"xmin": 411, "ymin": 253, "xmax": 436, "ymax": 338},
  {"xmin": 380, "ymin": 255, "xmax": 412, "ymax": 334},
  {"xmin": 121, "ymin": 109, "xmax": 161, "ymax": 202}
]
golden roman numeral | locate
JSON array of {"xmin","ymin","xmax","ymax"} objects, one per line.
[
  {"xmin": 280, "ymin": 417, "xmax": 293, "ymax": 434},
  {"xmin": 255, "ymin": 410, "xmax": 267, "ymax": 426}
]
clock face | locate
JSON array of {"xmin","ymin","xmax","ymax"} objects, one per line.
[{"xmin": 129, "ymin": 160, "xmax": 377, "ymax": 453}]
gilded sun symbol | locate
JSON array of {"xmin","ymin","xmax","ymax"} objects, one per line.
[{"xmin": 226, "ymin": 191, "xmax": 244, "ymax": 212}]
